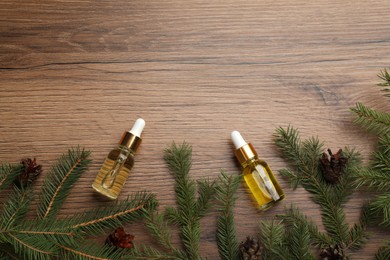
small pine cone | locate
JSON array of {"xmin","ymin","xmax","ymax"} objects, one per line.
[
  {"xmin": 319, "ymin": 149, "xmax": 348, "ymax": 184},
  {"xmin": 239, "ymin": 236, "xmax": 262, "ymax": 260},
  {"xmin": 320, "ymin": 244, "xmax": 348, "ymax": 260},
  {"xmin": 15, "ymin": 158, "xmax": 42, "ymax": 188},
  {"xmin": 105, "ymin": 227, "xmax": 134, "ymax": 249}
]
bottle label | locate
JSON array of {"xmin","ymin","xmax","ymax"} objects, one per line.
[{"xmin": 254, "ymin": 165, "xmax": 280, "ymax": 201}]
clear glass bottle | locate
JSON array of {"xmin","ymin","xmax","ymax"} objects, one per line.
[
  {"xmin": 92, "ymin": 118, "xmax": 145, "ymax": 199},
  {"xmin": 231, "ymin": 131, "xmax": 284, "ymax": 210}
]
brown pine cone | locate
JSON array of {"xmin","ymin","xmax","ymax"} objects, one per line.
[
  {"xmin": 320, "ymin": 244, "xmax": 348, "ymax": 260},
  {"xmin": 15, "ymin": 158, "xmax": 42, "ymax": 188},
  {"xmin": 319, "ymin": 149, "xmax": 347, "ymax": 184},
  {"xmin": 105, "ymin": 227, "xmax": 134, "ymax": 249},
  {"xmin": 239, "ymin": 236, "xmax": 262, "ymax": 260}
]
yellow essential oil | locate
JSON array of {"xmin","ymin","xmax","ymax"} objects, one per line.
[
  {"xmin": 231, "ymin": 131, "xmax": 284, "ymax": 210},
  {"xmin": 92, "ymin": 118, "xmax": 145, "ymax": 199}
]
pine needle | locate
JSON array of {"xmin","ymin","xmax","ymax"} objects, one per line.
[
  {"xmin": 353, "ymin": 168, "xmax": 390, "ymax": 191},
  {"xmin": 0, "ymin": 164, "xmax": 23, "ymax": 192},
  {"xmin": 259, "ymin": 220, "xmax": 288, "ymax": 259},
  {"xmin": 274, "ymin": 126, "xmax": 368, "ymax": 258},
  {"xmin": 378, "ymin": 69, "xmax": 390, "ymax": 98},
  {"xmin": 67, "ymin": 191, "xmax": 158, "ymax": 234},
  {"xmin": 375, "ymin": 242, "xmax": 390, "ymax": 260},
  {"xmin": 351, "ymin": 102, "xmax": 390, "ymax": 135},
  {"xmin": 0, "ymin": 186, "xmax": 32, "ymax": 229},
  {"xmin": 126, "ymin": 245, "xmax": 186, "ymax": 260},
  {"xmin": 163, "ymin": 141, "xmax": 213, "ymax": 260},
  {"xmin": 215, "ymin": 171, "xmax": 240, "ymax": 260},
  {"xmin": 278, "ymin": 206, "xmax": 333, "ymax": 248},
  {"xmin": 37, "ymin": 147, "xmax": 91, "ymax": 220},
  {"xmin": 59, "ymin": 243, "xmax": 126, "ymax": 260}
]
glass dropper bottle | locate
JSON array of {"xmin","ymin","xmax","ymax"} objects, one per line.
[
  {"xmin": 231, "ymin": 131, "xmax": 284, "ymax": 210},
  {"xmin": 92, "ymin": 118, "xmax": 145, "ymax": 199}
]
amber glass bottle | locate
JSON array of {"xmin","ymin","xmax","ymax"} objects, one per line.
[
  {"xmin": 231, "ymin": 131, "xmax": 284, "ymax": 210},
  {"xmin": 92, "ymin": 119, "xmax": 145, "ymax": 199}
]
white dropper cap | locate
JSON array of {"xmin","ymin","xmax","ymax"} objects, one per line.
[
  {"xmin": 129, "ymin": 118, "xmax": 145, "ymax": 137},
  {"xmin": 231, "ymin": 130, "xmax": 247, "ymax": 149}
]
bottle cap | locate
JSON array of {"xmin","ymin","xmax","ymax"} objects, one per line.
[
  {"xmin": 119, "ymin": 118, "xmax": 145, "ymax": 151},
  {"xmin": 129, "ymin": 118, "xmax": 145, "ymax": 137},
  {"xmin": 231, "ymin": 131, "xmax": 258, "ymax": 165},
  {"xmin": 231, "ymin": 131, "xmax": 247, "ymax": 149}
]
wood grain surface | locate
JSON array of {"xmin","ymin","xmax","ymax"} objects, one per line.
[{"xmin": 1, "ymin": 0, "xmax": 389, "ymax": 259}]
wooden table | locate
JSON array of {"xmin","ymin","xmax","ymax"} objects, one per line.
[{"xmin": 1, "ymin": 1, "xmax": 389, "ymax": 259}]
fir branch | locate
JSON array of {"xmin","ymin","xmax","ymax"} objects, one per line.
[
  {"xmin": 353, "ymin": 168, "xmax": 390, "ymax": 191},
  {"xmin": 67, "ymin": 192, "xmax": 158, "ymax": 234},
  {"xmin": 372, "ymin": 134, "xmax": 390, "ymax": 174},
  {"xmin": 369, "ymin": 193, "xmax": 390, "ymax": 227},
  {"xmin": 37, "ymin": 147, "xmax": 91, "ymax": 220},
  {"xmin": 321, "ymin": 204, "xmax": 349, "ymax": 244},
  {"xmin": 347, "ymin": 204, "xmax": 370, "ymax": 250},
  {"xmin": 275, "ymin": 126, "xmax": 368, "ymax": 257},
  {"xmin": 0, "ymin": 186, "xmax": 32, "ymax": 229},
  {"xmin": 279, "ymin": 168, "xmax": 301, "ymax": 189},
  {"xmin": 215, "ymin": 171, "xmax": 240, "ymax": 260},
  {"xmin": 126, "ymin": 245, "xmax": 185, "ymax": 260},
  {"xmin": 143, "ymin": 210, "xmax": 186, "ymax": 258},
  {"xmin": 59, "ymin": 243, "xmax": 126, "ymax": 260},
  {"xmin": 278, "ymin": 206, "xmax": 333, "ymax": 248},
  {"xmin": 375, "ymin": 241, "xmax": 390, "ymax": 260},
  {"xmin": 0, "ymin": 164, "xmax": 23, "ymax": 192},
  {"xmin": 351, "ymin": 102, "xmax": 390, "ymax": 135},
  {"xmin": 163, "ymin": 142, "xmax": 214, "ymax": 260},
  {"xmin": 4, "ymin": 232, "xmax": 56, "ymax": 260},
  {"xmin": 195, "ymin": 178, "xmax": 216, "ymax": 218},
  {"xmin": 284, "ymin": 221, "xmax": 315, "ymax": 260},
  {"xmin": 9, "ymin": 218, "xmax": 79, "ymax": 246},
  {"xmin": 144, "ymin": 211, "xmax": 175, "ymax": 252},
  {"xmin": 259, "ymin": 220, "xmax": 288, "ymax": 259},
  {"xmin": 378, "ymin": 69, "xmax": 390, "ymax": 98},
  {"xmin": 0, "ymin": 243, "xmax": 20, "ymax": 259}
]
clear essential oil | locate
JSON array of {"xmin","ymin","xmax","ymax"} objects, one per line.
[
  {"xmin": 231, "ymin": 131, "xmax": 284, "ymax": 210},
  {"xmin": 92, "ymin": 118, "xmax": 145, "ymax": 199}
]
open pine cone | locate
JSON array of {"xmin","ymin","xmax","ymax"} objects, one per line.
[
  {"xmin": 319, "ymin": 149, "xmax": 348, "ymax": 184},
  {"xmin": 15, "ymin": 158, "xmax": 42, "ymax": 188},
  {"xmin": 239, "ymin": 236, "xmax": 262, "ymax": 260},
  {"xmin": 105, "ymin": 227, "xmax": 134, "ymax": 249},
  {"xmin": 320, "ymin": 244, "xmax": 348, "ymax": 260}
]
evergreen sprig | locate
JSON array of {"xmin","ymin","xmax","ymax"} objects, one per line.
[
  {"xmin": 378, "ymin": 69, "xmax": 390, "ymax": 97},
  {"xmin": 163, "ymin": 142, "xmax": 216, "ymax": 260},
  {"xmin": 0, "ymin": 147, "xmax": 158, "ymax": 260},
  {"xmin": 270, "ymin": 126, "xmax": 368, "ymax": 258},
  {"xmin": 259, "ymin": 219, "xmax": 315, "ymax": 260},
  {"xmin": 350, "ymin": 102, "xmax": 390, "ymax": 135},
  {"xmin": 38, "ymin": 147, "xmax": 91, "ymax": 220},
  {"xmin": 215, "ymin": 171, "xmax": 240, "ymax": 260},
  {"xmin": 351, "ymin": 70, "xmax": 390, "ymax": 259}
]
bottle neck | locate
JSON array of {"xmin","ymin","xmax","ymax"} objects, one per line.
[
  {"xmin": 119, "ymin": 131, "xmax": 142, "ymax": 153},
  {"xmin": 234, "ymin": 143, "xmax": 259, "ymax": 168}
]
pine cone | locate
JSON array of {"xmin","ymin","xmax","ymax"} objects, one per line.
[
  {"xmin": 105, "ymin": 227, "xmax": 134, "ymax": 249},
  {"xmin": 15, "ymin": 158, "xmax": 42, "ymax": 188},
  {"xmin": 319, "ymin": 149, "xmax": 347, "ymax": 184},
  {"xmin": 320, "ymin": 244, "xmax": 348, "ymax": 260},
  {"xmin": 239, "ymin": 236, "xmax": 262, "ymax": 260}
]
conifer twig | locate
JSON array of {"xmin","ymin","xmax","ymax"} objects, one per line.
[
  {"xmin": 0, "ymin": 164, "xmax": 23, "ymax": 192},
  {"xmin": 215, "ymin": 171, "xmax": 240, "ymax": 260},
  {"xmin": 378, "ymin": 68, "xmax": 390, "ymax": 98},
  {"xmin": 37, "ymin": 147, "xmax": 91, "ymax": 220},
  {"xmin": 350, "ymin": 102, "xmax": 390, "ymax": 135},
  {"xmin": 274, "ymin": 126, "xmax": 368, "ymax": 257},
  {"xmin": 163, "ymin": 142, "xmax": 214, "ymax": 260}
]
